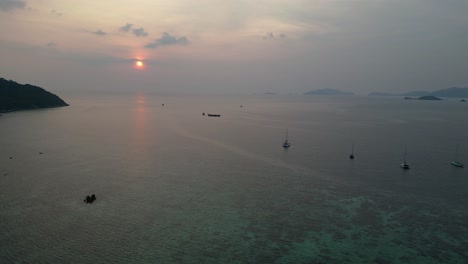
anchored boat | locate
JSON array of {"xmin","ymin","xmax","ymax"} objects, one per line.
[{"xmin": 282, "ymin": 128, "xmax": 290, "ymax": 148}]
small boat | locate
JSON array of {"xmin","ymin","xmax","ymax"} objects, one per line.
[
  {"xmin": 400, "ymin": 148, "xmax": 410, "ymax": 169},
  {"xmin": 451, "ymin": 145, "xmax": 464, "ymax": 168},
  {"xmin": 282, "ymin": 129, "xmax": 290, "ymax": 148},
  {"xmin": 349, "ymin": 143, "xmax": 355, "ymax": 159},
  {"xmin": 207, "ymin": 114, "xmax": 221, "ymax": 117},
  {"xmin": 400, "ymin": 161, "xmax": 410, "ymax": 170}
]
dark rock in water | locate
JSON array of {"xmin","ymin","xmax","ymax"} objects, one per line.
[
  {"xmin": 9, "ymin": 157, "xmax": 12, "ymax": 159},
  {"xmin": 84, "ymin": 194, "xmax": 97, "ymax": 204},
  {"xmin": 460, "ymin": 99, "xmax": 467, "ymax": 102},
  {"xmin": 0, "ymin": 77, "xmax": 68, "ymax": 113}
]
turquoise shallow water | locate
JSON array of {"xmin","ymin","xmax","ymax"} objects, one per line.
[{"xmin": 0, "ymin": 93, "xmax": 467, "ymax": 263}]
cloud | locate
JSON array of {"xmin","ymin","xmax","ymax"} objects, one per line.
[
  {"xmin": 0, "ymin": 0, "xmax": 26, "ymax": 11},
  {"xmin": 120, "ymin": 23, "xmax": 148, "ymax": 37},
  {"xmin": 120, "ymin": 23, "xmax": 133, "ymax": 32},
  {"xmin": 93, "ymin": 30, "xmax": 107, "ymax": 36},
  {"xmin": 263, "ymin": 32, "xmax": 274, "ymax": 40},
  {"xmin": 50, "ymin": 9, "xmax": 62, "ymax": 17},
  {"xmin": 263, "ymin": 32, "xmax": 286, "ymax": 40},
  {"xmin": 132, "ymin": 27, "xmax": 148, "ymax": 37},
  {"xmin": 145, "ymin": 32, "xmax": 189, "ymax": 49}
]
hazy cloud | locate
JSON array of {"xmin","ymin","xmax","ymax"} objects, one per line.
[
  {"xmin": 263, "ymin": 32, "xmax": 286, "ymax": 40},
  {"xmin": 263, "ymin": 32, "xmax": 274, "ymax": 40},
  {"xmin": 93, "ymin": 30, "xmax": 107, "ymax": 36},
  {"xmin": 120, "ymin": 23, "xmax": 133, "ymax": 32},
  {"xmin": 120, "ymin": 23, "xmax": 148, "ymax": 37},
  {"xmin": 132, "ymin": 27, "xmax": 148, "ymax": 37},
  {"xmin": 0, "ymin": 0, "xmax": 26, "ymax": 11},
  {"xmin": 145, "ymin": 32, "xmax": 189, "ymax": 49},
  {"xmin": 50, "ymin": 9, "xmax": 62, "ymax": 17},
  {"xmin": 2, "ymin": 1, "xmax": 468, "ymax": 94}
]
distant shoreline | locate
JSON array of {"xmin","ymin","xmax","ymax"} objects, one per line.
[{"xmin": 0, "ymin": 104, "xmax": 69, "ymax": 114}]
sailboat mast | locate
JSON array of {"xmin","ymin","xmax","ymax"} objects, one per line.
[
  {"xmin": 349, "ymin": 142, "xmax": 355, "ymax": 159},
  {"xmin": 282, "ymin": 128, "xmax": 291, "ymax": 148}
]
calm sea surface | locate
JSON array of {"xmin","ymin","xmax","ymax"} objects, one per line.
[{"xmin": 1, "ymin": 93, "xmax": 467, "ymax": 263}]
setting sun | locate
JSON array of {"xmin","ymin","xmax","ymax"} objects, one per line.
[{"xmin": 136, "ymin": 61, "xmax": 143, "ymax": 67}]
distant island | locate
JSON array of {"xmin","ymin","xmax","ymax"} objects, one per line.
[
  {"xmin": 0, "ymin": 78, "xmax": 68, "ymax": 113},
  {"xmin": 304, "ymin": 88, "xmax": 354, "ymax": 96},
  {"xmin": 418, "ymin": 96, "xmax": 442, "ymax": 100},
  {"xmin": 404, "ymin": 96, "xmax": 442, "ymax": 100},
  {"xmin": 369, "ymin": 87, "xmax": 468, "ymax": 98}
]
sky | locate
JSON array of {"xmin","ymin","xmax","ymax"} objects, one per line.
[{"xmin": 0, "ymin": 0, "xmax": 467, "ymax": 95}]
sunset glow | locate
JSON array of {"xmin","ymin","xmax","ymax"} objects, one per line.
[
  {"xmin": 135, "ymin": 60, "xmax": 144, "ymax": 69},
  {"xmin": 1, "ymin": 1, "xmax": 467, "ymax": 262},
  {"xmin": 0, "ymin": 0, "xmax": 466, "ymax": 94}
]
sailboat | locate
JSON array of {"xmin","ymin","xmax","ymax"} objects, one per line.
[
  {"xmin": 282, "ymin": 129, "xmax": 290, "ymax": 148},
  {"xmin": 451, "ymin": 145, "xmax": 464, "ymax": 168},
  {"xmin": 349, "ymin": 143, "xmax": 355, "ymax": 159},
  {"xmin": 400, "ymin": 148, "xmax": 410, "ymax": 169}
]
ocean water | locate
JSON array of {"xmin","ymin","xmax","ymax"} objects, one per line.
[{"xmin": 1, "ymin": 93, "xmax": 467, "ymax": 263}]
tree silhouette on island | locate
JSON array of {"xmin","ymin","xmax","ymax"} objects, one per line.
[{"xmin": 0, "ymin": 78, "xmax": 68, "ymax": 113}]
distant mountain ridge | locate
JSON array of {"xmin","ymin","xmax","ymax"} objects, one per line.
[
  {"xmin": 0, "ymin": 78, "xmax": 68, "ymax": 113},
  {"xmin": 369, "ymin": 87, "xmax": 468, "ymax": 98},
  {"xmin": 304, "ymin": 88, "xmax": 354, "ymax": 96}
]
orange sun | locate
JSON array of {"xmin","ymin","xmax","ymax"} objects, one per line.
[{"xmin": 135, "ymin": 60, "xmax": 144, "ymax": 69}]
